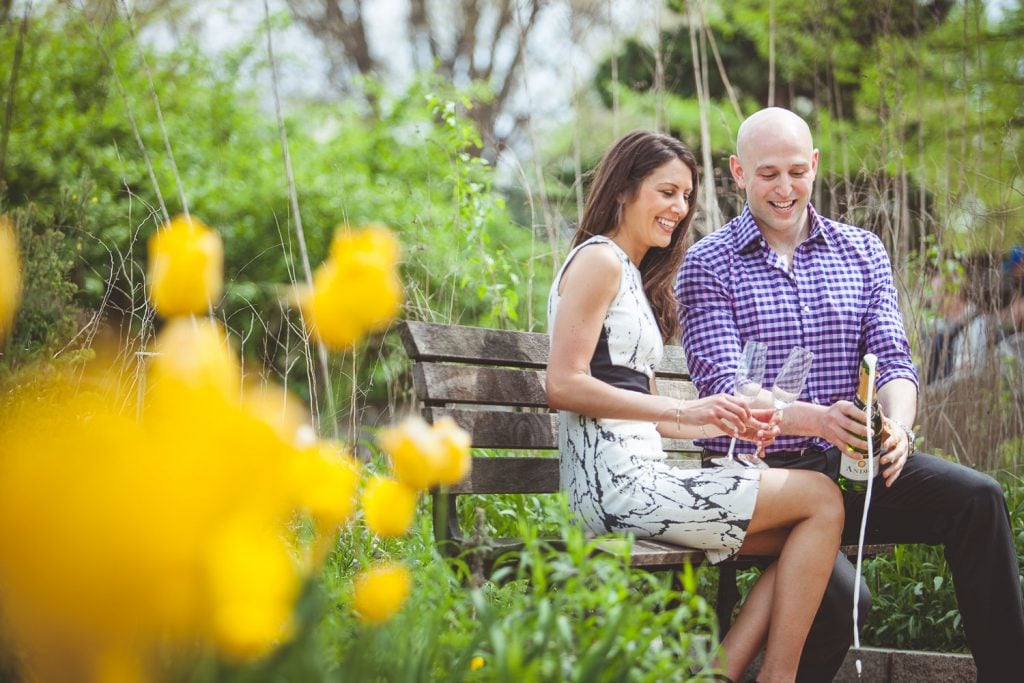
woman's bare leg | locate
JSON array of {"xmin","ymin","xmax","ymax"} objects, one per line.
[
  {"xmin": 719, "ymin": 562, "xmax": 776, "ymax": 679},
  {"xmin": 718, "ymin": 469, "xmax": 843, "ymax": 683}
]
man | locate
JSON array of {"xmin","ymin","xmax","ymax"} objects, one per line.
[{"xmin": 676, "ymin": 107, "xmax": 1023, "ymax": 682}]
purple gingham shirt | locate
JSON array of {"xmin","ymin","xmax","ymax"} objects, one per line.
[{"xmin": 676, "ymin": 204, "xmax": 918, "ymax": 454}]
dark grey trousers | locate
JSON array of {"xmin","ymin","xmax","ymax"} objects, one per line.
[{"xmin": 704, "ymin": 447, "xmax": 1024, "ymax": 683}]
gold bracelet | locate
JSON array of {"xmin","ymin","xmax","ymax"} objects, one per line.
[
  {"xmin": 675, "ymin": 405, "xmax": 681, "ymax": 432},
  {"xmin": 698, "ymin": 424, "xmax": 709, "ymax": 438}
]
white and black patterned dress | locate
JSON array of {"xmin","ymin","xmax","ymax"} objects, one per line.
[{"xmin": 549, "ymin": 236, "xmax": 760, "ymax": 564}]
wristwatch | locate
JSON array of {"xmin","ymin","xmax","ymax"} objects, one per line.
[{"xmin": 891, "ymin": 419, "xmax": 917, "ymax": 453}]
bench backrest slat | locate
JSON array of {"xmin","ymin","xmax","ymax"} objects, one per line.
[
  {"xmin": 415, "ymin": 364, "xmax": 699, "ymax": 408},
  {"xmin": 425, "ymin": 407, "xmax": 700, "ymax": 453},
  {"xmin": 401, "ymin": 320, "xmax": 690, "ymax": 378},
  {"xmin": 448, "ymin": 456, "xmax": 560, "ymax": 494}
]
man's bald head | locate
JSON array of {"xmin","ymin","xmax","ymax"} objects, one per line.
[
  {"xmin": 729, "ymin": 107, "xmax": 819, "ymax": 240},
  {"xmin": 736, "ymin": 108, "xmax": 814, "ymax": 165}
]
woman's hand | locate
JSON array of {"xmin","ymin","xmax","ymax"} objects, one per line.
[
  {"xmin": 675, "ymin": 394, "xmax": 750, "ymax": 435},
  {"xmin": 736, "ymin": 408, "xmax": 780, "ymax": 448}
]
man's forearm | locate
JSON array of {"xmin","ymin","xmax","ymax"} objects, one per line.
[
  {"xmin": 776, "ymin": 400, "xmax": 829, "ymax": 438},
  {"xmin": 877, "ymin": 378, "xmax": 918, "ymax": 426}
]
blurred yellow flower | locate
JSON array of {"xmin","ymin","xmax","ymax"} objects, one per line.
[
  {"xmin": 470, "ymin": 656, "xmax": 486, "ymax": 671},
  {"xmin": 329, "ymin": 221, "xmax": 399, "ymax": 266},
  {"xmin": 0, "ymin": 215, "xmax": 22, "ymax": 342},
  {"xmin": 147, "ymin": 317, "xmax": 240, "ymax": 407},
  {"xmin": 0, "ymin": 346, "xmax": 361, "ymax": 678},
  {"xmin": 432, "ymin": 416, "xmax": 472, "ymax": 486},
  {"xmin": 362, "ymin": 476, "xmax": 418, "ymax": 537},
  {"xmin": 242, "ymin": 380, "xmax": 312, "ymax": 446},
  {"xmin": 205, "ymin": 518, "xmax": 298, "ymax": 661},
  {"xmin": 304, "ymin": 223, "xmax": 403, "ymax": 350},
  {"xmin": 352, "ymin": 563, "xmax": 411, "ymax": 625},
  {"xmin": 291, "ymin": 441, "xmax": 361, "ymax": 529},
  {"xmin": 376, "ymin": 416, "xmax": 441, "ymax": 490},
  {"xmin": 147, "ymin": 214, "xmax": 223, "ymax": 317},
  {"xmin": 377, "ymin": 415, "xmax": 472, "ymax": 491}
]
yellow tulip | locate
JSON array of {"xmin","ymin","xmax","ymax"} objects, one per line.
[
  {"xmin": 329, "ymin": 222, "xmax": 399, "ymax": 267},
  {"xmin": 377, "ymin": 415, "xmax": 472, "ymax": 490},
  {"xmin": 147, "ymin": 214, "xmax": 223, "ymax": 317},
  {"xmin": 431, "ymin": 416, "xmax": 472, "ymax": 486},
  {"xmin": 147, "ymin": 317, "xmax": 240, "ymax": 407},
  {"xmin": 0, "ymin": 344, "xmax": 363, "ymax": 676},
  {"xmin": 304, "ymin": 223, "xmax": 403, "ymax": 350},
  {"xmin": 291, "ymin": 441, "xmax": 361, "ymax": 528},
  {"xmin": 376, "ymin": 416, "xmax": 443, "ymax": 490},
  {"xmin": 205, "ymin": 519, "xmax": 298, "ymax": 661},
  {"xmin": 0, "ymin": 215, "xmax": 22, "ymax": 342},
  {"xmin": 305, "ymin": 261, "xmax": 367, "ymax": 349},
  {"xmin": 352, "ymin": 563, "xmax": 411, "ymax": 625},
  {"xmin": 362, "ymin": 476, "xmax": 418, "ymax": 537},
  {"xmin": 242, "ymin": 380, "xmax": 312, "ymax": 446}
]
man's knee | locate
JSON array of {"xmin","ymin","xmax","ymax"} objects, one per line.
[{"xmin": 962, "ymin": 471, "xmax": 1009, "ymax": 520}]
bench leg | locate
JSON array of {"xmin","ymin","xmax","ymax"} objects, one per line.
[
  {"xmin": 716, "ymin": 565, "xmax": 739, "ymax": 635},
  {"xmin": 431, "ymin": 490, "xmax": 462, "ymax": 556}
]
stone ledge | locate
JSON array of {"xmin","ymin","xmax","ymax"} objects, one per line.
[
  {"xmin": 747, "ymin": 646, "xmax": 976, "ymax": 682},
  {"xmin": 833, "ymin": 647, "xmax": 975, "ymax": 682}
]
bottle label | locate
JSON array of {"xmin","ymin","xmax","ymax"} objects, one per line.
[{"xmin": 839, "ymin": 453, "xmax": 880, "ymax": 482}]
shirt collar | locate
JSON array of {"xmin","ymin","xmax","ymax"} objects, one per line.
[
  {"xmin": 806, "ymin": 204, "xmax": 837, "ymax": 248},
  {"xmin": 732, "ymin": 206, "xmax": 763, "ymax": 254},
  {"xmin": 733, "ymin": 203, "xmax": 837, "ymax": 254}
]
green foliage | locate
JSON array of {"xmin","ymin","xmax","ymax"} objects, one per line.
[
  {"xmin": 0, "ymin": 9, "xmax": 544, "ymax": 418},
  {"xmin": 582, "ymin": 1, "xmax": 1023, "ymax": 251},
  {"xmin": 0, "ymin": 186, "xmax": 92, "ymax": 366},
  {"xmin": 317, "ymin": 517, "xmax": 720, "ymax": 682}
]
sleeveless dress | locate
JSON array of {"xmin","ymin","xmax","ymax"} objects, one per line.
[{"xmin": 548, "ymin": 236, "xmax": 760, "ymax": 564}]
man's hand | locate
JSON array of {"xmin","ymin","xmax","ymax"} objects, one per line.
[
  {"xmin": 818, "ymin": 401, "xmax": 910, "ymax": 487},
  {"xmin": 817, "ymin": 400, "xmax": 871, "ymax": 453},
  {"xmin": 878, "ymin": 416, "xmax": 911, "ymax": 487}
]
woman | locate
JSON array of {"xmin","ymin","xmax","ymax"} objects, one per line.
[{"xmin": 545, "ymin": 131, "xmax": 843, "ymax": 683}]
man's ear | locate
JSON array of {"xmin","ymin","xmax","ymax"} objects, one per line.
[{"xmin": 729, "ymin": 155, "xmax": 746, "ymax": 190}]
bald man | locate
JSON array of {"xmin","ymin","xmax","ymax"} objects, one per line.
[{"xmin": 676, "ymin": 107, "xmax": 1023, "ymax": 682}]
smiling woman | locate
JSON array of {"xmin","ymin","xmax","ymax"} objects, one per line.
[{"xmin": 613, "ymin": 158, "xmax": 692, "ymax": 262}]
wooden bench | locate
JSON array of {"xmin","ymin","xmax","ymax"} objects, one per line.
[{"xmin": 398, "ymin": 320, "xmax": 890, "ymax": 630}]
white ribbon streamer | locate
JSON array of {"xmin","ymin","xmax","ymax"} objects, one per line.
[{"xmin": 851, "ymin": 355, "xmax": 877, "ymax": 677}]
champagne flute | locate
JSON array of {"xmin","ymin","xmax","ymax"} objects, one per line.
[
  {"xmin": 711, "ymin": 340, "xmax": 767, "ymax": 468},
  {"xmin": 739, "ymin": 346, "xmax": 815, "ymax": 468}
]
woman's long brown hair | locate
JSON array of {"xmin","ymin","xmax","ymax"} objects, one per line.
[{"xmin": 571, "ymin": 131, "xmax": 699, "ymax": 341}]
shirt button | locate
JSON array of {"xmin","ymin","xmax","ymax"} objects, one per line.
[{"xmin": 803, "ymin": 305, "xmax": 811, "ymax": 313}]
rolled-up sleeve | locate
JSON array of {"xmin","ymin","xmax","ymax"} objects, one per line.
[
  {"xmin": 861, "ymin": 234, "xmax": 919, "ymax": 391},
  {"xmin": 676, "ymin": 243, "xmax": 741, "ymax": 398}
]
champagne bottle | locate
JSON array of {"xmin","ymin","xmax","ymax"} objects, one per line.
[{"xmin": 837, "ymin": 354, "xmax": 889, "ymax": 493}]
